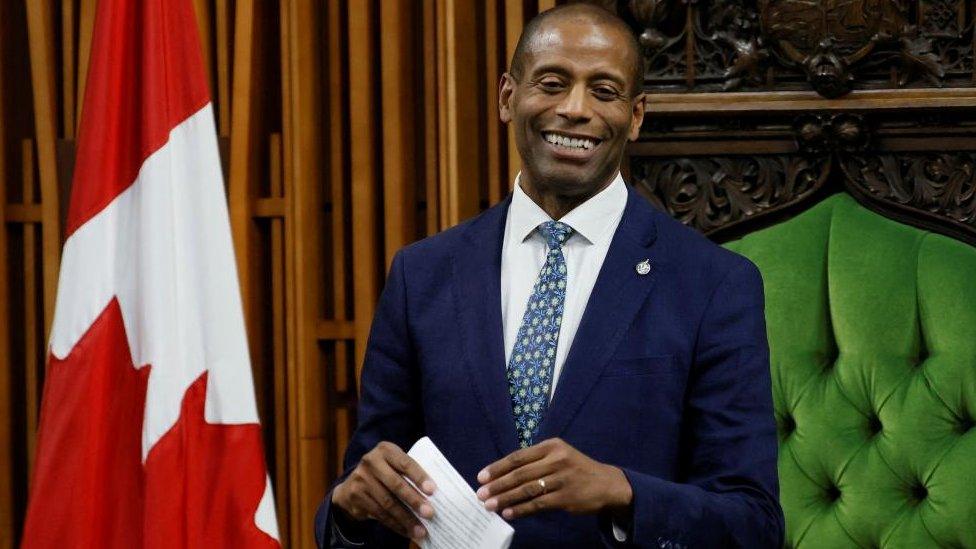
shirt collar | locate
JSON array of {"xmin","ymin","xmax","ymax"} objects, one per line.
[{"xmin": 510, "ymin": 172, "xmax": 627, "ymax": 245}]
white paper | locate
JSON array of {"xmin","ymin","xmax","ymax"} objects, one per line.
[{"xmin": 404, "ymin": 437, "xmax": 514, "ymax": 549}]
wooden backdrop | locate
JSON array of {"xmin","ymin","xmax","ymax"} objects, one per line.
[{"xmin": 0, "ymin": 0, "xmax": 566, "ymax": 547}]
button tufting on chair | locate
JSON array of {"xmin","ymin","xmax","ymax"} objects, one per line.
[
  {"xmin": 825, "ymin": 484, "xmax": 841, "ymax": 503},
  {"xmin": 910, "ymin": 483, "xmax": 928, "ymax": 503},
  {"xmin": 867, "ymin": 414, "xmax": 882, "ymax": 436},
  {"xmin": 724, "ymin": 193, "xmax": 976, "ymax": 548},
  {"xmin": 781, "ymin": 414, "xmax": 797, "ymax": 437}
]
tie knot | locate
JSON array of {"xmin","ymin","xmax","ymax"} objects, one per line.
[{"xmin": 540, "ymin": 221, "xmax": 573, "ymax": 250}]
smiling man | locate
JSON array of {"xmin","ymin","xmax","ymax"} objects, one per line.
[{"xmin": 315, "ymin": 4, "xmax": 783, "ymax": 548}]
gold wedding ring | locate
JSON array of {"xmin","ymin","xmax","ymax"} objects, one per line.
[{"xmin": 537, "ymin": 478, "xmax": 547, "ymax": 494}]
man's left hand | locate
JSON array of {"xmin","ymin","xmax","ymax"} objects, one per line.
[{"xmin": 475, "ymin": 438, "xmax": 633, "ymax": 520}]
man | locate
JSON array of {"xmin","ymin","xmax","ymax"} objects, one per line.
[{"xmin": 315, "ymin": 4, "xmax": 783, "ymax": 547}]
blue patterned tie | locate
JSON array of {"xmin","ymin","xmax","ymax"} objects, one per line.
[{"xmin": 507, "ymin": 220, "xmax": 573, "ymax": 448}]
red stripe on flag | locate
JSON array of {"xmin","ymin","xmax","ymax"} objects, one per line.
[{"xmin": 66, "ymin": 0, "xmax": 210, "ymax": 237}]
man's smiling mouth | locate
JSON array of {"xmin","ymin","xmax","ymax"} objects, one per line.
[{"xmin": 542, "ymin": 131, "xmax": 601, "ymax": 151}]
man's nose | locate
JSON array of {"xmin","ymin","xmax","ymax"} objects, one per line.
[{"xmin": 554, "ymin": 84, "xmax": 591, "ymax": 122}]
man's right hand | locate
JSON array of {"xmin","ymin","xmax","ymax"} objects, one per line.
[{"xmin": 331, "ymin": 441, "xmax": 436, "ymax": 542}]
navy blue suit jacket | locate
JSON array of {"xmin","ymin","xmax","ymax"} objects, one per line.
[{"xmin": 315, "ymin": 186, "xmax": 783, "ymax": 548}]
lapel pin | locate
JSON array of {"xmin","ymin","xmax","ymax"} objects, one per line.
[{"xmin": 635, "ymin": 259, "xmax": 651, "ymax": 276}]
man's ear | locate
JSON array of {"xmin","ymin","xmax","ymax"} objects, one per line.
[
  {"xmin": 499, "ymin": 73, "xmax": 516, "ymax": 123},
  {"xmin": 628, "ymin": 92, "xmax": 646, "ymax": 141}
]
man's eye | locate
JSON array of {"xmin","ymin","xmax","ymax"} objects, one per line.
[
  {"xmin": 539, "ymin": 80, "xmax": 564, "ymax": 91},
  {"xmin": 593, "ymin": 87, "xmax": 619, "ymax": 99}
]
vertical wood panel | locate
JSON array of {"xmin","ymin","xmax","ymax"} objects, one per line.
[
  {"xmin": 229, "ymin": 0, "xmax": 259, "ymax": 380},
  {"xmin": 325, "ymin": 0, "xmax": 355, "ymax": 488},
  {"xmin": 485, "ymin": 0, "xmax": 504, "ymax": 204},
  {"xmin": 267, "ymin": 133, "xmax": 289, "ymax": 547},
  {"xmin": 215, "ymin": 0, "xmax": 232, "ymax": 136},
  {"xmin": 278, "ymin": 0, "xmax": 302, "ymax": 541},
  {"xmin": 380, "ymin": 0, "xmax": 418, "ymax": 265},
  {"xmin": 0, "ymin": 6, "xmax": 12, "ymax": 539},
  {"xmin": 422, "ymin": 1, "xmax": 440, "ymax": 235},
  {"xmin": 326, "ymin": 0, "xmax": 349, "ymax": 343},
  {"xmin": 20, "ymin": 141, "xmax": 38, "ymax": 482},
  {"xmin": 436, "ymin": 0, "xmax": 450, "ymax": 229},
  {"xmin": 282, "ymin": 0, "xmax": 328, "ymax": 544},
  {"xmin": 61, "ymin": 0, "xmax": 76, "ymax": 136},
  {"xmin": 24, "ymin": 0, "xmax": 61, "ymax": 344},
  {"xmin": 441, "ymin": 0, "xmax": 483, "ymax": 226},
  {"xmin": 348, "ymin": 0, "xmax": 381, "ymax": 379},
  {"xmin": 75, "ymin": 0, "xmax": 95, "ymax": 134}
]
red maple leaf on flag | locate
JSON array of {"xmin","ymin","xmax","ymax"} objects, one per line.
[{"xmin": 23, "ymin": 300, "xmax": 277, "ymax": 548}]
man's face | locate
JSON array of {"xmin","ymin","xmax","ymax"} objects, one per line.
[{"xmin": 499, "ymin": 18, "xmax": 645, "ymax": 198}]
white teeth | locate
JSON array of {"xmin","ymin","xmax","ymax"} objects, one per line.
[{"xmin": 544, "ymin": 132, "xmax": 595, "ymax": 150}]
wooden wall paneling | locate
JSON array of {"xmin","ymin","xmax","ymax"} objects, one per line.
[
  {"xmin": 485, "ymin": 0, "xmax": 505, "ymax": 205},
  {"xmin": 214, "ymin": 0, "xmax": 232, "ymax": 136},
  {"xmin": 19, "ymin": 141, "xmax": 39, "ymax": 485},
  {"xmin": 24, "ymin": 0, "xmax": 61, "ymax": 347},
  {"xmin": 0, "ymin": 222, "xmax": 9, "ymax": 549},
  {"xmin": 75, "ymin": 0, "xmax": 94, "ymax": 136},
  {"xmin": 440, "ymin": 0, "xmax": 483, "ymax": 227},
  {"xmin": 267, "ymin": 132, "xmax": 290, "ymax": 545},
  {"xmin": 282, "ymin": 0, "xmax": 329, "ymax": 545},
  {"xmin": 380, "ymin": 0, "xmax": 419, "ymax": 264},
  {"xmin": 192, "ymin": 0, "xmax": 216, "ymax": 112},
  {"xmin": 319, "ymin": 0, "xmax": 360, "ymax": 484},
  {"xmin": 0, "ymin": 7, "xmax": 12, "ymax": 541},
  {"xmin": 61, "ymin": 0, "xmax": 75, "ymax": 136},
  {"xmin": 325, "ymin": 0, "xmax": 355, "ymax": 481},
  {"xmin": 422, "ymin": 0, "xmax": 440, "ymax": 235},
  {"xmin": 348, "ymin": 0, "xmax": 381, "ymax": 380},
  {"xmin": 436, "ymin": 0, "xmax": 449, "ymax": 229}
]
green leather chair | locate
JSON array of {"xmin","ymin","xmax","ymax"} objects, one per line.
[{"xmin": 724, "ymin": 193, "xmax": 976, "ymax": 548}]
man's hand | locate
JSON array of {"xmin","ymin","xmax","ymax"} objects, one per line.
[
  {"xmin": 475, "ymin": 438, "xmax": 633, "ymax": 520},
  {"xmin": 331, "ymin": 441, "xmax": 436, "ymax": 542}
]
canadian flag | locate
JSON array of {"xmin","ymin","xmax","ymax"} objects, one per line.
[{"xmin": 21, "ymin": 0, "xmax": 279, "ymax": 547}]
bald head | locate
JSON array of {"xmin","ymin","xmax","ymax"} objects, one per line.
[{"xmin": 509, "ymin": 4, "xmax": 644, "ymax": 96}]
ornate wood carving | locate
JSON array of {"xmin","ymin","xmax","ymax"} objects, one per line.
[
  {"xmin": 631, "ymin": 155, "xmax": 832, "ymax": 237},
  {"xmin": 840, "ymin": 152, "xmax": 976, "ymax": 242},
  {"xmin": 613, "ymin": 0, "xmax": 975, "ymax": 96},
  {"xmin": 629, "ymin": 113, "xmax": 976, "ymax": 246},
  {"xmin": 793, "ymin": 113, "xmax": 871, "ymax": 154}
]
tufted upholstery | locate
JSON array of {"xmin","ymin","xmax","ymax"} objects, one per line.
[{"xmin": 724, "ymin": 193, "xmax": 976, "ymax": 548}]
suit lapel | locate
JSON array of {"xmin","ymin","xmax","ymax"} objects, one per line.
[
  {"xmin": 452, "ymin": 196, "xmax": 519, "ymax": 455},
  {"xmin": 537, "ymin": 187, "xmax": 666, "ymax": 441}
]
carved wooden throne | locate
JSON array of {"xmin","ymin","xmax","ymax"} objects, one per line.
[{"xmin": 610, "ymin": 0, "xmax": 976, "ymax": 546}]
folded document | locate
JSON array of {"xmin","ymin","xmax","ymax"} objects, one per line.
[{"xmin": 405, "ymin": 437, "xmax": 514, "ymax": 549}]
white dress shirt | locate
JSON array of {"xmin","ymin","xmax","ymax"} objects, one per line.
[{"xmin": 501, "ymin": 172, "xmax": 628, "ymax": 401}]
